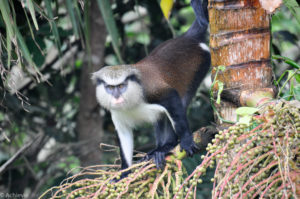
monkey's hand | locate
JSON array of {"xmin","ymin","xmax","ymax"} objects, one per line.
[{"xmin": 180, "ymin": 135, "xmax": 199, "ymax": 156}]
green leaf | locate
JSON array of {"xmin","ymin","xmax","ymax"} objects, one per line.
[
  {"xmin": 83, "ymin": 0, "xmax": 91, "ymax": 62},
  {"xmin": 236, "ymin": 107, "xmax": 259, "ymax": 116},
  {"xmin": 75, "ymin": 59, "xmax": 83, "ymax": 69},
  {"xmin": 25, "ymin": 36, "xmax": 46, "ymax": 67},
  {"xmin": 287, "ymin": 70, "xmax": 295, "ymax": 80},
  {"xmin": 57, "ymin": 27, "xmax": 73, "ymax": 37},
  {"xmin": 218, "ymin": 65, "xmax": 226, "ymax": 72},
  {"xmin": 32, "ymin": 1, "xmax": 49, "ymax": 20},
  {"xmin": 136, "ymin": 33, "xmax": 150, "ymax": 45},
  {"xmin": 44, "ymin": 0, "xmax": 61, "ymax": 50},
  {"xmin": 58, "ymin": 162, "xmax": 67, "ymax": 169},
  {"xmin": 15, "ymin": 27, "xmax": 42, "ymax": 81},
  {"xmin": 15, "ymin": 29, "xmax": 33, "ymax": 65},
  {"xmin": 293, "ymin": 85, "xmax": 300, "ymax": 101},
  {"xmin": 26, "ymin": 0, "xmax": 39, "ymax": 30},
  {"xmin": 0, "ymin": 113, "xmax": 4, "ymax": 121},
  {"xmin": 0, "ymin": 0, "xmax": 14, "ymax": 39},
  {"xmin": 209, "ymin": 65, "xmax": 235, "ymax": 124},
  {"xmin": 239, "ymin": 115, "xmax": 252, "ymax": 125},
  {"xmin": 74, "ymin": 2, "xmax": 84, "ymax": 28},
  {"xmin": 295, "ymin": 74, "xmax": 300, "ymax": 83},
  {"xmin": 288, "ymin": 70, "xmax": 295, "ymax": 100},
  {"xmin": 283, "ymin": 0, "xmax": 300, "ymax": 24},
  {"xmin": 6, "ymin": 32, "xmax": 12, "ymax": 69},
  {"xmin": 216, "ymin": 81, "xmax": 224, "ymax": 104},
  {"xmin": 38, "ymin": 24, "xmax": 53, "ymax": 36},
  {"xmin": 0, "ymin": 0, "xmax": 14, "ymax": 68},
  {"xmin": 278, "ymin": 69, "xmax": 299, "ymax": 98},
  {"xmin": 22, "ymin": 2, "xmax": 35, "ymax": 38},
  {"xmin": 22, "ymin": 1, "xmax": 44, "ymax": 61},
  {"xmin": 275, "ymin": 70, "xmax": 288, "ymax": 85},
  {"xmin": 272, "ymin": 55, "xmax": 300, "ymax": 70},
  {"xmin": 66, "ymin": 0, "xmax": 79, "ymax": 37},
  {"xmin": 97, "ymin": 0, "xmax": 124, "ymax": 64},
  {"xmin": 73, "ymin": 2, "xmax": 84, "ymax": 39}
]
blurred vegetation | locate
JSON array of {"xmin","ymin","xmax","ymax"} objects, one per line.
[{"xmin": 0, "ymin": 0, "xmax": 299, "ymax": 198}]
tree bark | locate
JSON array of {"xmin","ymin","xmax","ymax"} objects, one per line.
[
  {"xmin": 77, "ymin": 0, "xmax": 107, "ymax": 166},
  {"xmin": 208, "ymin": 0, "xmax": 276, "ymax": 123}
]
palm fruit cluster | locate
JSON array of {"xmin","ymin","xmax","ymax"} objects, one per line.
[{"xmin": 39, "ymin": 100, "xmax": 299, "ymax": 199}]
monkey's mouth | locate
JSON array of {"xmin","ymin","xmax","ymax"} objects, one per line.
[{"xmin": 111, "ymin": 97, "xmax": 125, "ymax": 105}]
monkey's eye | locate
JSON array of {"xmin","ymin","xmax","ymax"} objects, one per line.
[
  {"xmin": 117, "ymin": 83, "xmax": 127, "ymax": 92},
  {"xmin": 104, "ymin": 85, "xmax": 116, "ymax": 94},
  {"xmin": 107, "ymin": 85, "xmax": 114, "ymax": 90}
]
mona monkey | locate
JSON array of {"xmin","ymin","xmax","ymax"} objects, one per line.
[{"xmin": 92, "ymin": 0, "xmax": 210, "ymax": 170}]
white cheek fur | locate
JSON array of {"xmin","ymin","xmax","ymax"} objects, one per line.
[
  {"xmin": 121, "ymin": 81, "xmax": 144, "ymax": 109},
  {"xmin": 96, "ymin": 85, "xmax": 112, "ymax": 109}
]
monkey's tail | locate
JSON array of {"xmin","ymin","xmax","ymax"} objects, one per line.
[{"xmin": 184, "ymin": 0, "xmax": 209, "ymax": 41}]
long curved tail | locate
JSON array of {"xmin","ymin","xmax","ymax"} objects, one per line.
[{"xmin": 184, "ymin": 0, "xmax": 209, "ymax": 41}]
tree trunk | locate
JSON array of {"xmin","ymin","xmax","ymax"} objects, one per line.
[
  {"xmin": 76, "ymin": 0, "xmax": 107, "ymax": 166},
  {"xmin": 208, "ymin": 0, "xmax": 276, "ymax": 123}
]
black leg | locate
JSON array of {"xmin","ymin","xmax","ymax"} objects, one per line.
[
  {"xmin": 155, "ymin": 116, "xmax": 178, "ymax": 148},
  {"xmin": 145, "ymin": 89, "xmax": 199, "ymax": 168},
  {"xmin": 120, "ymin": 144, "xmax": 129, "ymax": 170},
  {"xmin": 159, "ymin": 90, "xmax": 199, "ymax": 156},
  {"xmin": 144, "ymin": 117, "xmax": 178, "ymax": 168}
]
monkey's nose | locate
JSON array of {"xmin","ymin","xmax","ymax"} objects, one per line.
[
  {"xmin": 112, "ymin": 88, "xmax": 121, "ymax": 99},
  {"xmin": 112, "ymin": 97, "xmax": 124, "ymax": 105}
]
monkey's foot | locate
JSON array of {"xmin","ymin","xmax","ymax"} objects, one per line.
[
  {"xmin": 180, "ymin": 137, "xmax": 199, "ymax": 156},
  {"xmin": 147, "ymin": 150, "xmax": 167, "ymax": 169},
  {"xmin": 120, "ymin": 170, "xmax": 130, "ymax": 179},
  {"xmin": 140, "ymin": 149, "xmax": 168, "ymax": 169}
]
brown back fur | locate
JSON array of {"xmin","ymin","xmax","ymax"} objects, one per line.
[{"xmin": 134, "ymin": 35, "xmax": 208, "ymax": 101}]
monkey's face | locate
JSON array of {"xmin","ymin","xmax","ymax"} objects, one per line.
[
  {"xmin": 95, "ymin": 79, "xmax": 143, "ymax": 110},
  {"xmin": 92, "ymin": 66, "xmax": 144, "ymax": 110}
]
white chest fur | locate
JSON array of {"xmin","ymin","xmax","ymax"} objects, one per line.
[
  {"xmin": 110, "ymin": 103, "xmax": 175, "ymax": 167},
  {"xmin": 111, "ymin": 103, "xmax": 172, "ymax": 129}
]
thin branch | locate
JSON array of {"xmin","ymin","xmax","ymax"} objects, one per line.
[{"xmin": 0, "ymin": 134, "xmax": 41, "ymax": 175}]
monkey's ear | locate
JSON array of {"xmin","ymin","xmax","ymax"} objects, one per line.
[{"xmin": 91, "ymin": 71, "xmax": 101, "ymax": 85}]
